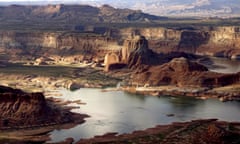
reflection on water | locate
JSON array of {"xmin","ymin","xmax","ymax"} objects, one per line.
[
  {"xmin": 49, "ymin": 88, "xmax": 240, "ymax": 143},
  {"xmin": 199, "ymin": 57, "xmax": 240, "ymax": 73}
]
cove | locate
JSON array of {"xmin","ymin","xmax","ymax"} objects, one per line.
[{"xmin": 49, "ymin": 88, "xmax": 240, "ymax": 143}]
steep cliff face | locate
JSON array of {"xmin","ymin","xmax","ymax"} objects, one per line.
[
  {"xmin": 1, "ymin": 26, "xmax": 240, "ymax": 62},
  {"xmin": 0, "ymin": 85, "xmax": 80, "ymax": 129},
  {"xmin": 115, "ymin": 26, "xmax": 240, "ymax": 58},
  {"xmin": 0, "ymin": 31, "xmax": 121, "ymax": 61},
  {"xmin": 131, "ymin": 57, "xmax": 240, "ymax": 87},
  {"xmin": 199, "ymin": 27, "xmax": 240, "ymax": 58},
  {"xmin": 122, "ymin": 35, "xmax": 149, "ymax": 62},
  {"xmin": 104, "ymin": 52, "xmax": 120, "ymax": 71},
  {"xmin": 122, "ymin": 35, "xmax": 160, "ymax": 69}
]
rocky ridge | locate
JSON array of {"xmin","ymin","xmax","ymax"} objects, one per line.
[
  {"xmin": 1, "ymin": 0, "xmax": 240, "ymax": 17},
  {"xmin": 117, "ymin": 35, "xmax": 240, "ymax": 88},
  {"xmin": 0, "ymin": 85, "xmax": 86, "ymax": 129},
  {"xmin": 117, "ymin": 26, "xmax": 240, "ymax": 59},
  {"xmin": 103, "ymin": 34, "xmax": 240, "ymax": 101},
  {"xmin": 131, "ymin": 57, "xmax": 240, "ymax": 87},
  {"xmin": 1, "ymin": 26, "xmax": 240, "ymax": 64},
  {"xmin": 0, "ymin": 4, "xmax": 165, "ymax": 24},
  {"xmin": 70, "ymin": 0, "xmax": 240, "ymax": 17}
]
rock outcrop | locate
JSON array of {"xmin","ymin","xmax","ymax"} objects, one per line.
[
  {"xmin": 116, "ymin": 26, "xmax": 240, "ymax": 58},
  {"xmin": 131, "ymin": 57, "xmax": 240, "ymax": 87},
  {"xmin": 122, "ymin": 35, "xmax": 149, "ymax": 63},
  {"xmin": 104, "ymin": 52, "xmax": 120, "ymax": 71},
  {"xmin": 0, "ymin": 25, "xmax": 240, "ymax": 66},
  {"xmin": 0, "ymin": 85, "xmax": 82, "ymax": 129},
  {"xmin": 0, "ymin": 31, "xmax": 121, "ymax": 62},
  {"xmin": 104, "ymin": 35, "xmax": 161, "ymax": 71},
  {"xmin": 104, "ymin": 35, "xmax": 199, "ymax": 72},
  {"xmin": 0, "ymin": 4, "xmax": 164, "ymax": 25},
  {"xmin": 1, "ymin": 26, "xmax": 240, "ymax": 63},
  {"xmin": 122, "ymin": 35, "xmax": 161, "ymax": 69}
]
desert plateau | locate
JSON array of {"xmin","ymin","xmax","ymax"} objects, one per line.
[{"xmin": 1, "ymin": 0, "xmax": 240, "ymax": 144}]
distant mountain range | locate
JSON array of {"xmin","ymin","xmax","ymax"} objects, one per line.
[
  {"xmin": 1, "ymin": 0, "xmax": 239, "ymax": 17},
  {"xmin": 0, "ymin": 4, "xmax": 166, "ymax": 26}
]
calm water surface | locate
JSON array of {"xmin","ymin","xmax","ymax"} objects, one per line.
[
  {"xmin": 200, "ymin": 57, "xmax": 240, "ymax": 73},
  {"xmin": 49, "ymin": 88, "xmax": 240, "ymax": 143},
  {"xmin": 28, "ymin": 56, "xmax": 240, "ymax": 142}
]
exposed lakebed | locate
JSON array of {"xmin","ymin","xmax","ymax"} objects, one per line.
[{"xmin": 49, "ymin": 88, "xmax": 240, "ymax": 143}]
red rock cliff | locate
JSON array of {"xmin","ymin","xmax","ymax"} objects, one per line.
[{"xmin": 0, "ymin": 85, "xmax": 77, "ymax": 129}]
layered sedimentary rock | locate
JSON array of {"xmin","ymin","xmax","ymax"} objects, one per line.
[
  {"xmin": 0, "ymin": 85, "xmax": 79, "ymax": 129},
  {"xmin": 0, "ymin": 31, "xmax": 121, "ymax": 61},
  {"xmin": 1, "ymin": 26, "xmax": 240, "ymax": 63},
  {"xmin": 104, "ymin": 35, "xmax": 200, "ymax": 72},
  {"xmin": 104, "ymin": 52, "xmax": 120, "ymax": 71},
  {"xmin": 104, "ymin": 35, "xmax": 160, "ymax": 71},
  {"xmin": 122, "ymin": 35, "xmax": 159, "ymax": 69},
  {"xmin": 122, "ymin": 35, "xmax": 149, "ymax": 62},
  {"xmin": 115, "ymin": 26, "xmax": 240, "ymax": 58},
  {"xmin": 131, "ymin": 57, "xmax": 240, "ymax": 87}
]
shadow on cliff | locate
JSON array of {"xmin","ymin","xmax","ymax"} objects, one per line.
[
  {"xmin": 177, "ymin": 31, "xmax": 210, "ymax": 53},
  {"xmin": 128, "ymin": 49, "xmax": 198, "ymax": 70},
  {"xmin": 123, "ymin": 35, "xmax": 199, "ymax": 70}
]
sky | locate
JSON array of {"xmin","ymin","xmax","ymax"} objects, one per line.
[
  {"xmin": 0, "ymin": 0, "xmax": 91, "ymax": 1},
  {"xmin": 0, "ymin": 0, "xmax": 101, "ymax": 3}
]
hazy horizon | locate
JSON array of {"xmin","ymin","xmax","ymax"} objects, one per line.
[{"xmin": 0, "ymin": 0, "xmax": 239, "ymax": 17}]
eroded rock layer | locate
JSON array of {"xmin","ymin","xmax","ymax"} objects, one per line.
[
  {"xmin": 1, "ymin": 26, "xmax": 240, "ymax": 63},
  {"xmin": 131, "ymin": 57, "xmax": 240, "ymax": 87},
  {"xmin": 116, "ymin": 26, "xmax": 240, "ymax": 58},
  {"xmin": 0, "ymin": 85, "xmax": 80, "ymax": 129}
]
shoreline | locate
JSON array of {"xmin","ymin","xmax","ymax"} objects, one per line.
[
  {"xmin": 122, "ymin": 85, "xmax": 240, "ymax": 102},
  {"xmin": 0, "ymin": 112, "xmax": 88, "ymax": 143},
  {"xmin": 76, "ymin": 119, "xmax": 240, "ymax": 144},
  {"xmin": 0, "ymin": 93, "xmax": 89, "ymax": 143}
]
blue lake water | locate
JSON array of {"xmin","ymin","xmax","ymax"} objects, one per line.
[{"xmin": 49, "ymin": 88, "xmax": 240, "ymax": 143}]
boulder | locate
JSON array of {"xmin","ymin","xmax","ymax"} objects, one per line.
[{"xmin": 67, "ymin": 82, "xmax": 81, "ymax": 91}]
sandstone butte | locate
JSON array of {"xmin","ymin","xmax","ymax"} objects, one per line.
[
  {"xmin": 0, "ymin": 85, "xmax": 87, "ymax": 130},
  {"xmin": 1, "ymin": 26, "xmax": 240, "ymax": 64},
  {"xmin": 103, "ymin": 35, "xmax": 240, "ymax": 102}
]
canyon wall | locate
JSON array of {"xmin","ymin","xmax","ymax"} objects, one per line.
[
  {"xmin": 0, "ymin": 26, "xmax": 240, "ymax": 62},
  {"xmin": 0, "ymin": 31, "xmax": 121, "ymax": 61},
  {"xmin": 0, "ymin": 85, "xmax": 79, "ymax": 129},
  {"xmin": 116, "ymin": 26, "xmax": 240, "ymax": 58}
]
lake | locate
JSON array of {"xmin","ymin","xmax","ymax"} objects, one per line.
[
  {"xmin": 1, "ymin": 56, "xmax": 240, "ymax": 143},
  {"xmin": 49, "ymin": 88, "xmax": 240, "ymax": 143},
  {"xmin": 199, "ymin": 56, "xmax": 240, "ymax": 73}
]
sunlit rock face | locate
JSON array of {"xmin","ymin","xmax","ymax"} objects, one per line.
[
  {"xmin": 104, "ymin": 35, "xmax": 155, "ymax": 71},
  {"xmin": 104, "ymin": 52, "xmax": 120, "ymax": 72},
  {"xmin": 122, "ymin": 35, "xmax": 149, "ymax": 63},
  {"xmin": 117, "ymin": 26, "xmax": 240, "ymax": 58},
  {"xmin": 0, "ymin": 26, "xmax": 240, "ymax": 63},
  {"xmin": 0, "ymin": 31, "xmax": 120, "ymax": 62},
  {"xmin": 0, "ymin": 85, "xmax": 76, "ymax": 129},
  {"xmin": 130, "ymin": 57, "xmax": 240, "ymax": 87}
]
